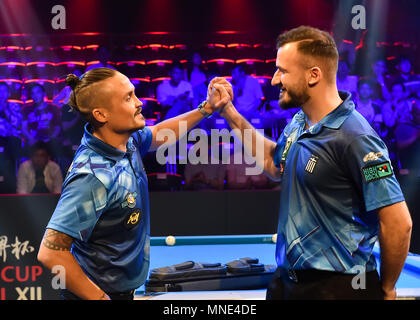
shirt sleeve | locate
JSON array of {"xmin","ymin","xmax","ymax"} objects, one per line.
[
  {"xmin": 343, "ymin": 134, "xmax": 405, "ymax": 212},
  {"xmin": 46, "ymin": 174, "xmax": 108, "ymax": 241},
  {"xmin": 132, "ymin": 126, "xmax": 153, "ymax": 157},
  {"xmin": 16, "ymin": 162, "xmax": 31, "ymax": 194},
  {"xmin": 49, "ymin": 162, "xmax": 64, "ymax": 193}
]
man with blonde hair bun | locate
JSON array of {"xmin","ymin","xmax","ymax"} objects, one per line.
[{"xmin": 37, "ymin": 67, "xmax": 231, "ymax": 300}]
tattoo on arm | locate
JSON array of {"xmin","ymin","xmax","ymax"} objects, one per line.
[{"xmin": 42, "ymin": 229, "xmax": 74, "ymax": 251}]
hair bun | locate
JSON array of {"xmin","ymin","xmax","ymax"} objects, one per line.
[{"xmin": 65, "ymin": 74, "xmax": 81, "ymax": 90}]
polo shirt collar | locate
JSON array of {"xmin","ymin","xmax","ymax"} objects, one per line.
[
  {"xmin": 81, "ymin": 123, "xmax": 136, "ymax": 161},
  {"xmin": 293, "ymin": 90, "xmax": 354, "ymax": 133},
  {"xmin": 321, "ymin": 91, "xmax": 355, "ymax": 129}
]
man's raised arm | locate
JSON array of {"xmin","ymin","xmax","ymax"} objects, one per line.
[
  {"xmin": 209, "ymin": 77, "xmax": 282, "ymax": 181},
  {"xmin": 148, "ymin": 82, "xmax": 232, "ymax": 151}
]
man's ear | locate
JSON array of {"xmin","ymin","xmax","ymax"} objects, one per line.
[
  {"xmin": 91, "ymin": 107, "xmax": 108, "ymax": 124},
  {"xmin": 308, "ymin": 67, "xmax": 322, "ymax": 87}
]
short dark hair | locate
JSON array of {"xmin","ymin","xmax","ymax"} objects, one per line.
[
  {"xmin": 357, "ymin": 77, "xmax": 374, "ymax": 90},
  {"xmin": 276, "ymin": 26, "xmax": 339, "ymax": 82},
  {"xmin": 232, "ymin": 64, "xmax": 246, "ymax": 74},
  {"xmin": 0, "ymin": 82, "xmax": 9, "ymax": 91},
  {"xmin": 397, "ymin": 55, "xmax": 410, "ymax": 65},
  {"xmin": 30, "ymin": 83, "xmax": 46, "ymax": 94},
  {"xmin": 66, "ymin": 67, "xmax": 117, "ymax": 126},
  {"xmin": 170, "ymin": 62, "xmax": 184, "ymax": 72},
  {"xmin": 391, "ymin": 81, "xmax": 406, "ymax": 92},
  {"xmin": 30, "ymin": 141, "xmax": 50, "ymax": 157}
]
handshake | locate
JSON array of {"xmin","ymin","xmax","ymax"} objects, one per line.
[{"xmin": 204, "ymin": 77, "xmax": 235, "ymax": 118}]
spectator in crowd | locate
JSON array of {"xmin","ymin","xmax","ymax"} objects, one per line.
[
  {"xmin": 392, "ymin": 56, "xmax": 419, "ymax": 84},
  {"xmin": 368, "ymin": 58, "xmax": 392, "ymax": 102},
  {"xmin": 53, "ymin": 69, "xmax": 86, "ymax": 173},
  {"xmin": 16, "ymin": 141, "xmax": 63, "ymax": 194},
  {"xmin": 191, "ymin": 66, "xmax": 223, "ymax": 132},
  {"xmin": 85, "ymin": 45, "xmax": 116, "ymax": 71},
  {"xmin": 336, "ymin": 59, "xmax": 358, "ymax": 97},
  {"xmin": 332, "ymin": 27, "xmax": 357, "ymax": 68},
  {"xmin": 157, "ymin": 62, "xmax": 193, "ymax": 120},
  {"xmin": 53, "ymin": 69, "xmax": 86, "ymax": 141},
  {"xmin": 187, "ymin": 52, "xmax": 207, "ymax": 90},
  {"xmin": 184, "ymin": 142, "xmax": 226, "ymax": 191},
  {"xmin": 395, "ymin": 95, "xmax": 420, "ymax": 176},
  {"xmin": 225, "ymin": 147, "xmax": 270, "ymax": 190},
  {"xmin": 381, "ymin": 82, "xmax": 411, "ymax": 169},
  {"xmin": 0, "ymin": 82, "xmax": 22, "ymax": 138},
  {"xmin": 354, "ymin": 78, "xmax": 383, "ymax": 135},
  {"xmin": 191, "ymin": 65, "xmax": 220, "ymax": 114},
  {"xmin": 0, "ymin": 82, "xmax": 23, "ymax": 174},
  {"xmin": 0, "ymin": 135, "xmax": 19, "ymax": 194},
  {"xmin": 21, "ymin": 83, "xmax": 62, "ymax": 148},
  {"xmin": 395, "ymin": 95, "xmax": 420, "ymax": 254},
  {"xmin": 230, "ymin": 64, "xmax": 264, "ymax": 119},
  {"xmin": 382, "ymin": 82, "xmax": 411, "ymax": 129}
]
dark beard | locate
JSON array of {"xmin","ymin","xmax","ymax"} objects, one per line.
[{"xmin": 278, "ymin": 88, "xmax": 309, "ymax": 110}]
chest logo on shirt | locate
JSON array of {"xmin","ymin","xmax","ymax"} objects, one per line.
[
  {"xmin": 305, "ymin": 154, "xmax": 319, "ymax": 174},
  {"xmin": 362, "ymin": 161, "xmax": 393, "ymax": 183},
  {"xmin": 121, "ymin": 192, "xmax": 137, "ymax": 209},
  {"xmin": 125, "ymin": 208, "xmax": 141, "ymax": 230},
  {"xmin": 280, "ymin": 138, "xmax": 293, "ymax": 175}
]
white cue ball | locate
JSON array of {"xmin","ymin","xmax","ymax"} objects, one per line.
[
  {"xmin": 272, "ymin": 233, "xmax": 277, "ymax": 243},
  {"xmin": 165, "ymin": 235, "xmax": 176, "ymax": 246}
]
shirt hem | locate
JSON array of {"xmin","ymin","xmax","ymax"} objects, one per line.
[{"xmin": 46, "ymin": 223, "xmax": 81, "ymax": 241}]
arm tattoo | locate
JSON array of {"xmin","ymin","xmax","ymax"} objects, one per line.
[{"xmin": 42, "ymin": 229, "xmax": 74, "ymax": 251}]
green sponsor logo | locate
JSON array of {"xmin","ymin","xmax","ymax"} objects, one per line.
[{"xmin": 362, "ymin": 161, "xmax": 393, "ymax": 183}]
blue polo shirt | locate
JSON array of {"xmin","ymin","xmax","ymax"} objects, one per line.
[
  {"xmin": 47, "ymin": 124, "xmax": 153, "ymax": 293},
  {"xmin": 273, "ymin": 91, "xmax": 405, "ymax": 274}
]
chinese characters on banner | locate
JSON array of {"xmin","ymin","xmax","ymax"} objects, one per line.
[{"xmin": 0, "ymin": 235, "xmax": 45, "ymax": 300}]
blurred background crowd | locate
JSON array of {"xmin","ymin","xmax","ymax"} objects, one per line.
[
  {"xmin": 0, "ymin": 0, "xmax": 419, "ymax": 195},
  {"xmin": 0, "ymin": 37, "xmax": 419, "ymax": 195}
]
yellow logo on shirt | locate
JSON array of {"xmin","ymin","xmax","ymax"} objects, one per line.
[
  {"xmin": 127, "ymin": 211, "xmax": 140, "ymax": 225},
  {"xmin": 125, "ymin": 208, "xmax": 141, "ymax": 230}
]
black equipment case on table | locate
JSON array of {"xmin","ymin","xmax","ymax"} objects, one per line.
[{"xmin": 145, "ymin": 257, "xmax": 276, "ymax": 292}]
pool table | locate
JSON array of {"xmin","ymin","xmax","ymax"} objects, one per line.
[{"xmin": 135, "ymin": 234, "xmax": 420, "ymax": 300}]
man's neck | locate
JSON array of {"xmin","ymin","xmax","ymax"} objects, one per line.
[
  {"xmin": 92, "ymin": 128, "xmax": 130, "ymax": 152},
  {"xmin": 170, "ymin": 79, "xmax": 180, "ymax": 87},
  {"xmin": 301, "ymin": 86, "xmax": 343, "ymax": 128}
]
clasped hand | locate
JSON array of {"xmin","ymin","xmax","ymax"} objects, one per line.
[{"xmin": 205, "ymin": 77, "xmax": 234, "ymax": 115}]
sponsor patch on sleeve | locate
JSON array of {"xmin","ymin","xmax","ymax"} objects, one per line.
[{"xmin": 361, "ymin": 161, "xmax": 393, "ymax": 183}]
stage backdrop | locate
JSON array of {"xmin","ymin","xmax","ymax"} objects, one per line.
[
  {"xmin": 0, "ymin": 190, "xmax": 280, "ymax": 300},
  {"xmin": 0, "ymin": 195, "xmax": 61, "ymax": 300}
]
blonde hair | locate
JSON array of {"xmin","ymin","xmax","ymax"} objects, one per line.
[{"xmin": 66, "ymin": 67, "xmax": 117, "ymax": 126}]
